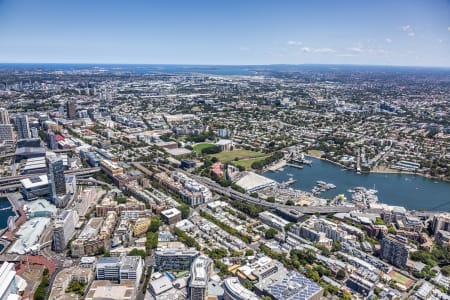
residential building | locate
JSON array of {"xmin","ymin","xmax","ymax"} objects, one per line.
[
  {"xmin": 15, "ymin": 114, "xmax": 30, "ymax": 140},
  {"xmin": 52, "ymin": 209, "xmax": 79, "ymax": 252},
  {"xmin": 66, "ymin": 100, "xmax": 76, "ymax": 119},
  {"xmin": 189, "ymin": 255, "xmax": 212, "ymax": 300},
  {"xmin": 380, "ymin": 234, "xmax": 410, "ymax": 268},
  {"xmin": 0, "ymin": 108, "xmax": 10, "ymax": 124},
  {"xmin": 0, "ymin": 124, "xmax": 13, "ymax": 143},
  {"xmin": 223, "ymin": 277, "xmax": 259, "ymax": 300},
  {"xmin": 47, "ymin": 155, "xmax": 66, "ymax": 204},
  {"xmin": 161, "ymin": 208, "xmax": 182, "ymax": 225},
  {"xmin": 432, "ymin": 213, "xmax": 450, "ymax": 236}
]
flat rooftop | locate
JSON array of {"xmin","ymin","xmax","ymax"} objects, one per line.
[{"xmin": 8, "ymin": 217, "xmax": 50, "ymax": 254}]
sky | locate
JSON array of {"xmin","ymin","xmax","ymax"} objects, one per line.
[{"xmin": 0, "ymin": 0, "xmax": 449, "ymax": 66}]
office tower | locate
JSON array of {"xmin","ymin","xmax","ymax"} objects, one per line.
[
  {"xmin": 380, "ymin": 235, "xmax": 409, "ymax": 268},
  {"xmin": 66, "ymin": 100, "xmax": 76, "ymax": 119},
  {"xmin": 52, "ymin": 209, "xmax": 79, "ymax": 252},
  {"xmin": 0, "ymin": 124, "xmax": 14, "ymax": 143},
  {"xmin": 189, "ymin": 255, "xmax": 212, "ymax": 300},
  {"xmin": 15, "ymin": 114, "xmax": 31, "ymax": 140},
  {"xmin": 0, "ymin": 108, "xmax": 10, "ymax": 124},
  {"xmin": 48, "ymin": 156, "xmax": 66, "ymax": 202}
]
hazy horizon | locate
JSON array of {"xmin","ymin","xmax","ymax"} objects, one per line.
[{"xmin": 0, "ymin": 0, "xmax": 449, "ymax": 67}]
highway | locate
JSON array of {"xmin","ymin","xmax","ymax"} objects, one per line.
[{"xmin": 183, "ymin": 170, "xmax": 353, "ymax": 214}]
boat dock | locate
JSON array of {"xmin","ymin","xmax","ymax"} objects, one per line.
[{"xmin": 286, "ymin": 163, "xmax": 304, "ymax": 169}]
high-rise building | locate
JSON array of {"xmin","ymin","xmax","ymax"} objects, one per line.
[
  {"xmin": 47, "ymin": 131, "xmax": 58, "ymax": 150},
  {"xmin": 189, "ymin": 255, "xmax": 212, "ymax": 300},
  {"xmin": 52, "ymin": 209, "xmax": 79, "ymax": 252},
  {"xmin": 15, "ymin": 114, "xmax": 31, "ymax": 140},
  {"xmin": 432, "ymin": 213, "xmax": 450, "ymax": 236},
  {"xmin": 380, "ymin": 234, "xmax": 410, "ymax": 268},
  {"xmin": 0, "ymin": 108, "xmax": 10, "ymax": 124},
  {"xmin": 0, "ymin": 124, "xmax": 14, "ymax": 143},
  {"xmin": 66, "ymin": 100, "xmax": 76, "ymax": 119},
  {"xmin": 47, "ymin": 156, "xmax": 66, "ymax": 203}
]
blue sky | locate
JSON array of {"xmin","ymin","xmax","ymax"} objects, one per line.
[{"xmin": 0, "ymin": 0, "xmax": 449, "ymax": 66}]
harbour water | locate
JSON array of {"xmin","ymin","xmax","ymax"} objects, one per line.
[
  {"xmin": 264, "ymin": 157, "xmax": 450, "ymax": 212},
  {"xmin": 0, "ymin": 197, "xmax": 15, "ymax": 229}
]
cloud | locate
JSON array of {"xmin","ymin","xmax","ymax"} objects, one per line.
[
  {"xmin": 401, "ymin": 25, "xmax": 415, "ymax": 37},
  {"xmin": 313, "ymin": 48, "xmax": 336, "ymax": 53},
  {"xmin": 347, "ymin": 47, "xmax": 363, "ymax": 53},
  {"xmin": 385, "ymin": 38, "xmax": 392, "ymax": 43},
  {"xmin": 301, "ymin": 47, "xmax": 336, "ymax": 54},
  {"xmin": 401, "ymin": 25, "xmax": 412, "ymax": 31},
  {"xmin": 301, "ymin": 47, "xmax": 311, "ymax": 53},
  {"xmin": 448, "ymin": 26, "xmax": 450, "ymax": 31},
  {"xmin": 287, "ymin": 40, "xmax": 303, "ymax": 46}
]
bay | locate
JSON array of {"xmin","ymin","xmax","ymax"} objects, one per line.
[
  {"xmin": 0, "ymin": 197, "xmax": 15, "ymax": 229},
  {"xmin": 264, "ymin": 157, "xmax": 450, "ymax": 212}
]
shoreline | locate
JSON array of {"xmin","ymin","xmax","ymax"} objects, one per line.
[{"xmin": 305, "ymin": 154, "xmax": 449, "ymax": 183}]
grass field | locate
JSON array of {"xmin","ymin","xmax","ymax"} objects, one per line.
[
  {"xmin": 389, "ymin": 271, "xmax": 414, "ymax": 288},
  {"xmin": 211, "ymin": 149, "xmax": 266, "ymax": 162},
  {"xmin": 232, "ymin": 156, "xmax": 269, "ymax": 170},
  {"xmin": 193, "ymin": 143, "xmax": 215, "ymax": 152}
]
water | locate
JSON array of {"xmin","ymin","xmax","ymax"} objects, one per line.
[
  {"xmin": 264, "ymin": 157, "xmax": 450, "ymax": 211},
  {"xmin": 0, "ymin": 197, "xmax": 15, "ymax": 229}
]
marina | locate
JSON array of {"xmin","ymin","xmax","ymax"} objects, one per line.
[{"xmin": 264, "ymin": 156, "xmax": 450, "ymax": 211}]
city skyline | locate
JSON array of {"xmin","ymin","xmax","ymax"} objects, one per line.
[{"xmin": 0, "ymin": 0, "xmax": 449, "ymax": 67}]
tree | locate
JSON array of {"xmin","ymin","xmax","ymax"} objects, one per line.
[
  {"xmin": 129, "ymin": 248, "xmax": 147, "ymax": 259},
  {"xmin": 284, "ymin": 222, "xmax": 293, "ymax": 232},
  {"xmin": 245, "ymin": 249, "xmax": 255, "ymax": 256},
  {"xmin": 265, "ymin": 228, "xmax": 278, "ymax": 239},
  {"xmin": 286, "ymin": 199, "xmax": 295, "ymax": 206},
  {"xmin": 148, "ymin": 216, "xmax": 161, "ymax": 233},
  {"xmin": 336, "ymin": 269, "xmax": 346, "ymax": 280},
  {"xmin": 441, "ymin": 265, "xmax": 450, "ymax": 276},
  {"xmin": 179, "ymin": 204, "xmax": 190, "ymax": 219},
  {"xmin": 266, "ymin": 196, "xmax": 275, "ymax": 203},
  {"xmin": 250, "ymin": 192, "xmax": 259, "ymax": 198}
]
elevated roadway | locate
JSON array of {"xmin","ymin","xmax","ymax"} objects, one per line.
[
  {"xmin": 0, "ymin": 167, "xmax": 101, "ymax": 186},
  {"xmin": 182, "ymin": 170, "xmax": 353, "ymax": 214}
]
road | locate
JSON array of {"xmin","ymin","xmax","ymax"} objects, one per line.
[{"xmin": 181, "ymin": 169, "xmax": 353, "ymax": 214}]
